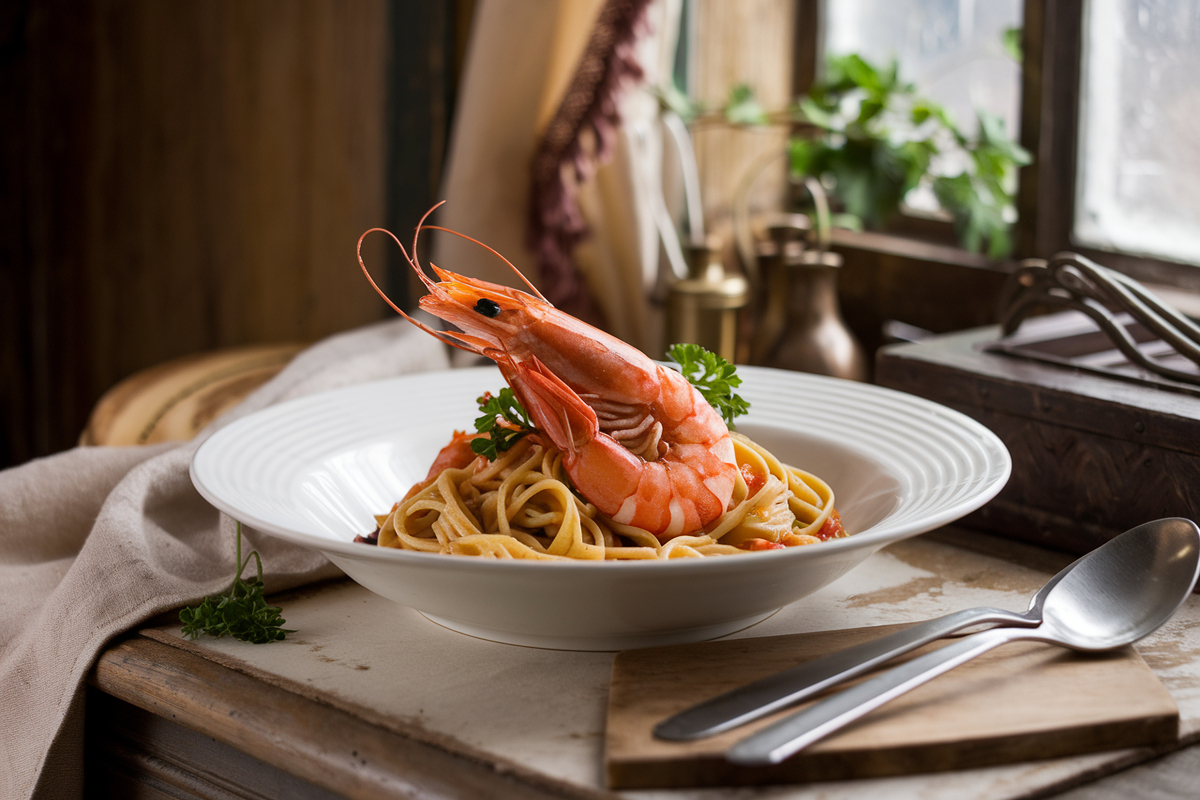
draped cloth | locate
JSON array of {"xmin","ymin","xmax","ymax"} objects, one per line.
[
  {"xmin": 526, "ymin": 0, "xmax": 654, "ymax": 326},
  {"xmin": 435, "ymin": 0, "xmax": 681, "ymax": 356},
  {"xmin": 0, "ymin": 320, "xmax": 451, "ymax": 799}
]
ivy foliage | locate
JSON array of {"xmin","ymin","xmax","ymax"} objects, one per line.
[
  {"xmin": 790, "ymin": 53, "xmax": 1031, "ymax": 259},
  {"xmin": 656, "ymin": 47, "xmax": 1031, "ymax": 260}
]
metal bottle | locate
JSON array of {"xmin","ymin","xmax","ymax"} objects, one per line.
[{"xmin": 665, "ymin": 237, "xmax": 748, "ymax": 363}]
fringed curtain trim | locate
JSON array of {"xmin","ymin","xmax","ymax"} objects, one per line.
[{"xmin": 527, "ymin": 0, "xmax": 654, "ymax": 326}]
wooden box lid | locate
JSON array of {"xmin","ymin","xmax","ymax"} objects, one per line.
[{"xmin": 875, "ymin": 316, "xmax": 1200, "ymax": 554}]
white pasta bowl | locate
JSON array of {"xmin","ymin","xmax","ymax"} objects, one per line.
[{"xmin": 190, "ymin": 365, "xmax": 1010, "ymax": 651}]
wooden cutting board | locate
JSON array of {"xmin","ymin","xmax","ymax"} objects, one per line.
[{"xmin": 605, "ymin": 623, "xmax": 1179, "ymax": 789}]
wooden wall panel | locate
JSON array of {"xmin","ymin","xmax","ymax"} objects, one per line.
[
  {"xmin": 690, "ymin": 0, "xmax": 795, "ymax": 236},
  {"xmin": 1, "ymin": 0, "xmax": 405, "ymax": 467}
]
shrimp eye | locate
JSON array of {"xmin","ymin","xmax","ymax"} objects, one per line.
[{"xmin": 474, "ymin": 298, "xmax": 501, "ymax": 317}]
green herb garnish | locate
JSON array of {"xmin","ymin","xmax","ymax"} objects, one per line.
[
  {"xmin": 180, "ymin": 522, "xmax": 294, "ymax": 644},
  {"xmin": 470, "ymin": 388, "xmax": 533, "ymax": 460},
  {"xmin": 666, "ymin": 343, "xmax": 750, "ymax": 426}
]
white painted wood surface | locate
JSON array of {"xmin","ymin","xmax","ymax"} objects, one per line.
[{"xmin": 157, "ymin": 529, "xmax": 1200, "ymax": 798}]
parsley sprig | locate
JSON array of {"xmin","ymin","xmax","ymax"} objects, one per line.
[
  {"xmin": 180, "ymin": 522, "xmax": 294, "ymax": 644},
  {"xmin": 470, "ymin": 388, "xmax": 533, "ymax": 460},
  {"xmin": 666, "ymin": 343, "xmax": 750, "ymax": 426}
]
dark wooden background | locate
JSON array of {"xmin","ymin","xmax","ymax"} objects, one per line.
[
  {"xmin": 2, "ymin": 0, "xmax": 1119, "ymax": 472},
  {"xmin": 1, "ymin": 0, "xmax": 466, "ymax": 469}
]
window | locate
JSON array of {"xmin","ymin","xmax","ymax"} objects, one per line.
[
  {"xmin": 825, "ymin": 0, "xmax": 1023, "ymax": 143},
  {"xmin": 1074, "ymin": 0, "xmax": 1200, "ymax": 268},
  {"xmin": 788, "ymin": 0, "xmax": 1200, "ymax": 297},
  {"xmin": 823, "ymin": 0, "xmax": 1025, "ymax": 218}
]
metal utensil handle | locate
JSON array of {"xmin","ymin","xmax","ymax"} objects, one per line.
[
  {"xmin": 726, "ymin": 626, "xmax": 1025, "ymax": 766},
  {"xmin": 654, "ymin": 606, "xmax": 1034, "ymax": 741}
]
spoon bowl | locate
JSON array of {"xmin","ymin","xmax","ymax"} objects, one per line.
[{"xmin": 1038, "ymin": 517, "xmax": 1200, "ymax": 650}]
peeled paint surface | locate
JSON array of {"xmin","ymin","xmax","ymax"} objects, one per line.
[{"xmin": 152, "ymin": 529, "xmax": 1200, "ymax": 799}]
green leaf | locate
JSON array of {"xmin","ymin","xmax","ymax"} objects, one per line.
[
  {"xmin": 471, "ymin": 388, "xmax": 532, "ymax": 460},
  {"xmin": 912, "ymin": 98, "xmax": 962, "ymax": 141},
  {"xmin": 787, "ymin": 137, "xmax": 819, "ymax": 178},
  {"xmin": 840, "ymin": 54, "xmax": 883, "ymax": 93},
  {"xmin": 724, "ymin": 83, "xmax": 769, "ymax": 126},
  {"xmin": 856, "ymin": 96, "xmax": 884, "ymax": 126},
  {"xmin": 932, "ymin": 172, "xmax": 976, "ymax": 209},
  {"xmin": 1002, "ymin": 27, "xmax": 1023, "ymax": 62},
  {"xmin": 933, "ymin": 173, "xmax": 1013, "ymax": 259},
  {"xmin": 797, "ymin": 96, "xmax": 838, "ymax": 130},
  {"xmin": 831, "ymin": 155, "xmax": 880, "ymax": 224},
  {"xmin": 180, "ymin": 522, "xmax": 294, "ymax": 644},
  {"xmin": 976, "ymin": 110, "xmax": 1032, "ymax": 166},
  {"xmin": 665, "ymin": 343, "xmax": 750, "ymax": 426},
  {"xmin": 896, "ymin": 139, "xmax": 936, "ymax": 187},
  {"xmin": 655, "ymin": 81, "xmax": 703, "ymax": 122}
]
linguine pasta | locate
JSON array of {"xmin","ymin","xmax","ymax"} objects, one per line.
[{"xmin": 366, "ymin": 432, "xmax": 845, "ymax": 560}]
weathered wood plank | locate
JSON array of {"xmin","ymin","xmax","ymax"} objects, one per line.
[
  {"xmin": 86, "ymin": 688, "xmax": 344, "ymax": 800},
  {"xmin": 605, "ymin": 623, "xmax": 1177, "ymax": 789},
  {"xmin": 90, "ymin": 636, "xmax": 610, "ymax": 800}
]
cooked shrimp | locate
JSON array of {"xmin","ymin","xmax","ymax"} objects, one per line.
[
  {"xmin": 401, "ymin": 430, "xmax": 483, "ymax": 501},
  {"xmin": 358, "ymin": 206, "xmax": 738, "ymax": 539}
]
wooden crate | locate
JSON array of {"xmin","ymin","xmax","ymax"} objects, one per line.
[{"xmin": 874, "ymin": 318, "xmax": 1200, "ymax": 554}]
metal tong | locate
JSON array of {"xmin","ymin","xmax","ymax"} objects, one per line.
[{"xmin": 999, "ymin": 251, "xmax": 1200, "ymax": 385}]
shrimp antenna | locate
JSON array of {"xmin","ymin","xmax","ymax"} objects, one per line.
[
  {"xmin": 419, "ymin": 224, "xmax": 550, "ymax": 304},
  {"xmin": 358, "ymin": 202, "xmax": 553, "ymax": 354},
  {"xmin": 357, "ymin": 224, "xmax": 465, "ymax": 351},
  {"xmin": 405, "ymin": 202, "xmax": 447, "ymax": 289}
]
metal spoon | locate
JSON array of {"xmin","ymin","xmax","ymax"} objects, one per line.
[
  {"xmin": 726, "ymin": 517, "xmax": 1200, "ymax": 766},
  {"xmin": 655, "ymin": 558, "xmax": 1065, "ymax": 741}
]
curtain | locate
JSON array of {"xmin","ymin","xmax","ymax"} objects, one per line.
[{"xmin": 432, "ymin": 0, "xmax": 681, "ymax": 356}]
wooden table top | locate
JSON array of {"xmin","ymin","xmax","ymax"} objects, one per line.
[{"xmin": 88, "ymin": 527, "xmax": 1200, "ymax": 799}]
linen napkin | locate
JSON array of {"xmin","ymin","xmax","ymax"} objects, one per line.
[{"xmin": 0, "ymin": 318, "xmax": 451, "ymax": 799}]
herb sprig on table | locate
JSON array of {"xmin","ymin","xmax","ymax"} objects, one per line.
[
  {"xmin": 180, "ymin": 522, "xmax": 294, "ymax": 644},
  {"xmin": 666, "ymin": 343, "xmax": 750, "ymax": 426}
]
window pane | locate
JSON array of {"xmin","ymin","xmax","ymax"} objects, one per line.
[
  {"xmin": 823, "ymin": 0, "xmax": 1023, "ymax": 215},
  {"xmin": 824, "ymin": 0, "xmax": 1024, "ymax": 141},
  {"xmin": 1075, "ymin": 0, "xmax": 1200, "ymax": 266}
]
